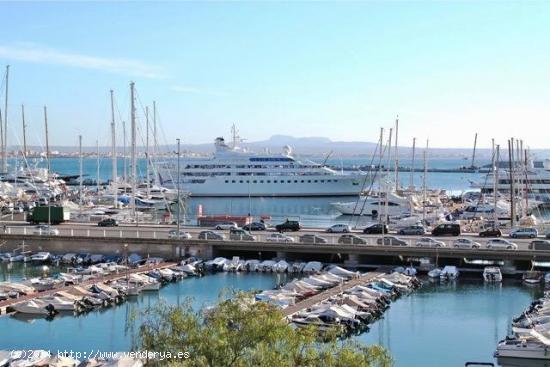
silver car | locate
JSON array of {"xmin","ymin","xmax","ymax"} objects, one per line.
[
  {"xmin": 486, "ymin": 239, "xmax": 518, "ymax": 250},
  {"xmin": 452, "ymin": 238, "xmax": 481, "ymax": 249},
  {"xmin": 416, "ymin": 237, "xmax": 446, "ymax": 248}
]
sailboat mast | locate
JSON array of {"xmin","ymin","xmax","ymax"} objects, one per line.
[
  {"xmin": 96, "ymin": 139, "xmax": 100, "ymax": 193},
  {"xmin": 508, "ymin": 139, "xmax": 515, "ymax": 227},
  {"xmin": 110, "ymin": 89, "xmax": 117, "ymax": 208},
  {"xmin": 377, "ymin": 128, "xmax": 384, "ymax": 223},
  {"xmin": 394, "ymin": 116, "xmax": 399, "ymax": 191},
  {"xmin": 145, "ymin": 106, "xmax": 150, "ymax": 197},
  {"xmin": 3, "ymin": 65, "xmax": 9, "ymax": 173},
  {"xmin": 471, "ymin": 133, "xmax": 478, "ymax": 169},
  {"xmin": 130, "ymin": 82, "xmax": 137, "ymax": 218},
  {"xmin": 122, "ymin": 120, "xmax": 127, "ymax": 185},
  {"xmin": 44, "ymin": 106, "xmax": 50, "ymax": 171},
  {"xmin": 410, "ymin": 137, "xmax": 416, "ymax": 189},
  {"xmin": 153, "ymin": 101, "xmax": 157, "ymax": 158},
  {"xmin": 422, "ymin": 140, "xmax": 428, "ymax": 224},
  {"xmin": 493, "ymin": 144, "xmax": 500, "ymax": 225},
  {"xmin": 385, "ymin": 128, "xmax": 393, "ymax": 224},
  {"xmin": 79, "ymin": 135, "xmax": 83, "ymax": 215},
  {"xmin": 21, "ymin": 104, "xmax": 27, "ymax": 166}
]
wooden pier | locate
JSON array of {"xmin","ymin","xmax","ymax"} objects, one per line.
[
  {"xmin": 282, "ymin": 272, "xmax": 382, "ymax": 317},
  {"xmin": 0, "ymin": 262, "xmax": 177, "ymax": 314}
]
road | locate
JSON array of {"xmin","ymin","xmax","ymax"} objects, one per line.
[{"xmin": 0, "ymin": 220, "xmax": 545, "ymax": 251}]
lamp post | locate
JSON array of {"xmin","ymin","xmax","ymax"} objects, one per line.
[{"xmin": 176, "ymin": 138, "xmax": 181, "ymax": 234}]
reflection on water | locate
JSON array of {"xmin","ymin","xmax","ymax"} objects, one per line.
[
  {"xmin": 0, "ymin": 271, "xmax": 290, "ymax": 352},
  {"xmin": 357, "ymin": 279, "xmax": 543, "ymax": 367}
]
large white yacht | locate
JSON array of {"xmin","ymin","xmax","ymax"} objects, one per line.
[{"xmin": 156, "ymin": 135, "xmax": 366, "ymax": 197}]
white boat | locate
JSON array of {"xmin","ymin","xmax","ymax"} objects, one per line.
[
  {"xmin": 30, "ymin": 252, "xmax": 51, "ymax": 263},
  {"xmin": 156, "ymin": 129, "xmax": 366, "ymax": 197},
  {"xmin": 495, "ymin": 337, "xmax": 550, "ymax": 360},
  {"xmin": 11, "ymin": 300, "xmax": 54, "ymax": 315},
  {"xmin": 523, "ymin": 271, "xmax": 544, "ymax": 285},
  {"xmin": 259, "ymin": 260, "xmax": 277, "ymax": 272},
  {"xmin": 303, "ymin": 261, "xmax": 323, "ymax": 274},
  {"xmin": 245, "ymin": 259, "xmax": 260, "ymax": 272},
  {"xmin": 39, "ymin": 296, "xmax": 78, "ymax": 311},
  {"xmin": 440, "ymin": 266, "xmax": 459, "ymax": 281},
  {"xmin": 273, "ymin": 260, "xmax": 289, "ymax": 273},
  {"xmin": 404, "ymin": 266, "xmax": 417, "ymax": 276},
  {"xmin": 427, "ymin": 268, "xmax": 442, "ymax": 279},
  {"xmin": 331, "ymin": 192, "xmax": 413, "ymax": 216},
  {"xmin": 483, "ymin": 267, "xmax": 503, "ymax": 282}
]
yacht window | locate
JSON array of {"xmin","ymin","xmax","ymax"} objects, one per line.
[
  {"xmin": 301, "ymin": 180, "xmax": 304, "ymax": 183},
  {"xmin": 287, "ymin": 180, "xmax": 291, "ymax": 183},
  {"xmin": 314, "ymin": 180, "xmax": 318, "ymax": 183},
  {"xmin": 246, "ymin": 180, "xmax": 250, "ymax": 183},
  {"xmin": 225, "ymin": 180, "xmax": 229, "ymax": 183},
  {"xmin": 239, "ymin": 180, "xmax": 243, "ymax": 183},
  {"xmin": 308, "ymin": 180, "xmax": 311, "ymax": 183},
  {"xmin": 253, "ymin": 180, "xmax": 257, "ymax": 183},
  {"xmin": 294, "ymin": 180, "xmax": 298, "ymax": 183},
  {"xmin": 320, "ymin": 180, "xmax": 324, "ymax": 183},
  {"xmin": 260, "ymin": 180, "xmax": 264, "ymax": 183},
  {"xmin": 274, "ymin": 180, "xmax": 278, "ymax": 183},
  {"xmin": 267, "ymin": 180, "xmax": 271, "ymax": 183},
  {"xmin": 232, "ymin": 180, "xmax": 236, "ymax": 183}
]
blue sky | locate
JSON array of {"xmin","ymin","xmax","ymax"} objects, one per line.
[{"xmin": 0, "ymin": 1, "xmax": 549, "ymax": 149}]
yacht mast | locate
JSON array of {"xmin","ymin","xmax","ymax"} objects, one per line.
[
  {"xmin": 2, "ymin": 65, "xmax": 9, "ymax": 173},
  {"xmin": 471, "ymin": 132, "xmax": 478, "ymax": 169},
  {"xmin": 43, "ymin": 106, "xmax": 50, "ymax": 171},
  {"xmin": 377, "ymin": 128, "xmax": 384, "ymax": 223},
  {"xmin": 410, "ymin": 137, "xmax": 416, "ymax": 189},
  {"xmin": 110, "ymin": 89, "xmax": 117, "ymax": 208},
  {"xmin": 153, "ymin": 101, "xmax": 157, "ymax": 158},
  {"xmin": 96, "ymin": 139, "xmax": 100, "ymax": 193},
  {"xmin": 493, "ymin": 144, "xmax": 500, "ymax": 226},
  {"xmin": 130, "ymin": 82, "xmax": 137, "ymax": 219},
  {"xmin": 394, "ymin": 116, "xmax": 399, "ymax": 191},
  {"xmin": 122, "ymin": 120, "xmax": 127, "ymax": 185},
  {"xmin": 21, "ymin": 104, "xmax": 27, "ymax": 166},
  {"xmin": 145, "ymin": 105, "xmax": 150, "ymax": 198},
  {"xmin": 422, "ymin": 140, "xmax": 428, "ymax": 224},
  {"xmin": 385, "ymin": 128, "xmax": 393, "ymax": 225},
  {"xmin": 508, "ymin": 139, "xmax": 515, "ymax": 227},
  {"xmin": 79, "ymin": 135, "xmax": 83, "ymax": 215}
]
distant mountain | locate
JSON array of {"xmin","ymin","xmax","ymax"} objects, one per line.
[{"xmin": 15, "ymin": 136, "xmax": 550, "ymax": 159}]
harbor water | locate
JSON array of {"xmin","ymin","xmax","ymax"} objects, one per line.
[{"xmin": 0, "ymin": 263, "xmax": 542, "ymax": 366}]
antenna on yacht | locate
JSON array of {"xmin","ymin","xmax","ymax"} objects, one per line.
[
  {"xmin": 231, "ymin": 124, "xmax": 240, "ymax": 148},
  {"xmin": 321, "ymin": 150, "xmax": 333, "ymax": 167}
]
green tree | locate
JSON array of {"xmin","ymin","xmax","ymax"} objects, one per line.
[{"xmin": 137, "ymin": 291, "xmax": 392, "ymax": 367}]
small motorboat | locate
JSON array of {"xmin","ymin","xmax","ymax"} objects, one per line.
[
  {"xmin": 427, "ymin": 268, "xmax": 442, "ymax": 279},
  {"xmin": 483, "ymin": 267, "xmax": 503, "ymax": 282},
  {"xmin": 523, "ymin": 271, "xmax": 543, "ymax": 285},
  {"xmin": 439, "ymin": 266, "xmax": 459, "ymax": 281}
]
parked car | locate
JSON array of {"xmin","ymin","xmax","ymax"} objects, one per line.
[
  {"xmin": 326, "ymin": 224, "xmax": 351, "ymax": 233},
  {"xmin": 242, "ymin": 222, "xmax": 267, "ymax": 231},
  {"xmin": 299, "ymin": 234, "xmax": 328, "ymax": 244},
  {"xmin": 398, "ymin": 225, "xmax": 425, "ymax": 235},
  {"xmin": 431, "ymin": 223, "xmax": 461, "ymax": 236},
  {"xmin": 265, "ymin": 233, "xmax": 295, "ymax": 243},
  {"xmin": 363, "ymin": 223, "xmax": 388, "ymax": 234},
  {"xmin": 214, "ymin": 222, "xmax": 238, "ymax": 230},
  {"xmin": 416, "ymin": 237, "xmax": 446, "ymax": 248},
  {"xmin": 229, "ymin": 228, "xmax": 256, "ymax": 241},
  {"xmin": 452, "ymin": 238, "xmax": 481, "ymax": 249},
  {"xmin": 529, "ymin": 240, "xmax": 550, "ymax": 250},
  {"xmin": 510, "ymin": 227, "xmax": 538, "ymax": 239},
  {"xmin": 479, "ymin": 227, "xmax": 502, "ymax": 237},
  {"xmin": 486, "ymin": 239, "xmax": 518, "ymax": 250},
  {"xmin": 98, "ymin": 218, "xmax": 118, "ymax": 227},
  {"xmin": 275, "ymin": 219, "xmax": 301, "ymax": 232},
  {"xmin": 198, "ymin": 231, "xmax": 225, "ymax": 240},
  {"xmin": 547, "ymin": 232, "xmax": 550, "ymax": 239},
  {"xmin": 377, "ymin": 236, "xmax": 408, "ymax": 246},
  {"xmin": 168, "ymin": 230, "xmax": 192, "ymax": 239},
  {"xmin": 33, "ymin": 225, "xmax": 59, "ymax": 236},
  {"xmin": 338, "ymin": 234, "xmax": 367, "ymax": 245}
]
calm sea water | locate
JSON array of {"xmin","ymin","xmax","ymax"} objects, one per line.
[{"xmin": 0, "ymin": 263, "xmax": 541, "ymax": 366}]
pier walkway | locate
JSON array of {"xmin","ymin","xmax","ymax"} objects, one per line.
[
  {"xmin": 0, "ymin": 262, "xmax": 177, "ymax": 314},
  {"xmin": 282, "ymin": 272, "xmax": 382, "ymax": 317}
]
